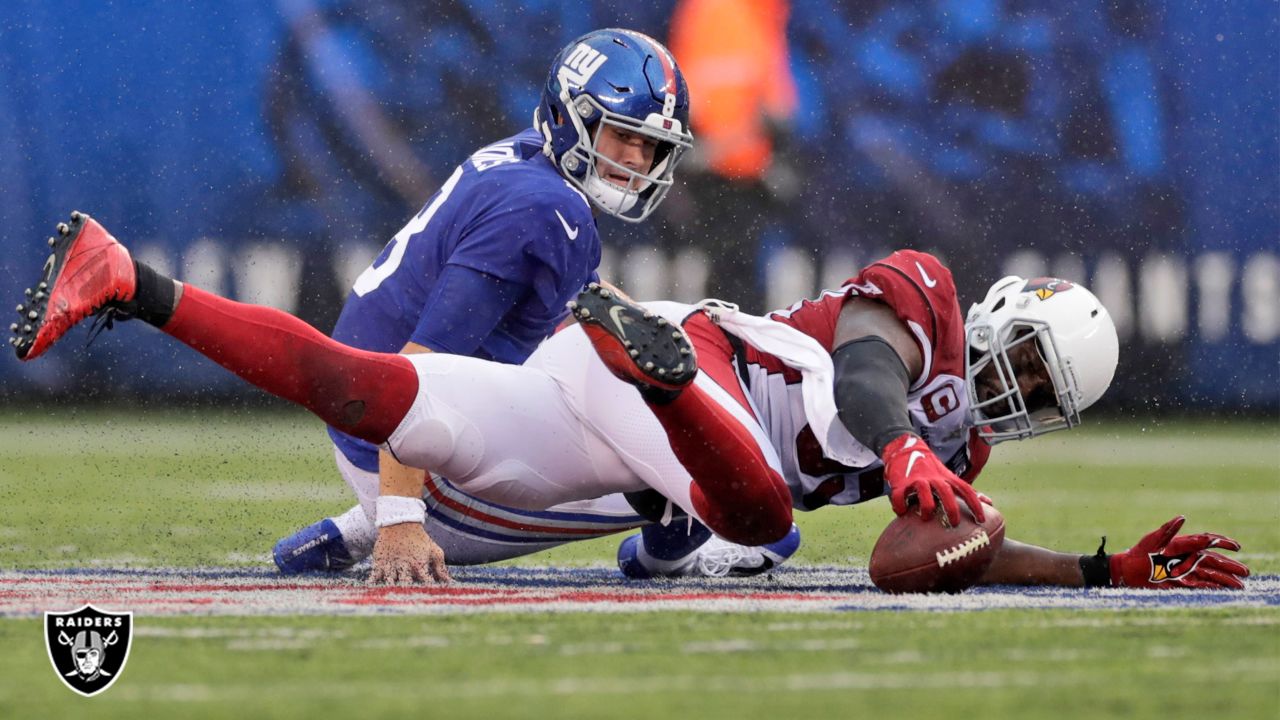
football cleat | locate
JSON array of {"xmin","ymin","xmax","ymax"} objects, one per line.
[
  {"xmin": 617, "ymin": 523, "xmax": 802, "ymax": 579},
  {"xmin": 570, "ymin": 283, "xmax": 696, "ymax": 396},
  {"xmin": 14, "ymin": 211, "xmax": 136, "ymax": 361},
  {"xmin": 272, "ymin": 519, "xmax": 357, "ymax": 575}
]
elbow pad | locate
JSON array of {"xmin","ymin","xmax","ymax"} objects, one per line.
[{"xmin": 831, "ymin": 336, "xmax": 914, "ymax": 456}]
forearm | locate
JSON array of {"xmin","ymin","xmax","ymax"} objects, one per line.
[
  {"xmin": 978, "ymin": 538, "xmax": 1085, "ymax": 587},
  {"xmin": 832, "ymin": 337, "xmax": 913, "ymax": 455},
  {"xmin": 379, "ymin": 448, "xmax": 427, "ymax": 499},
  {"xmin": 379, "ymin": 343, "xmax": 430, "ymax": 503}
]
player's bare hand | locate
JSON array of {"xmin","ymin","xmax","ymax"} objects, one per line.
[
  {"xmin": 1109, "ymin": 516, "xmax": 1249, "ymax": 590},
  {"xmin": 369, "ymin": 523, "xmax": 451, "ymax": 585},
  {"xmin": 882, "ymin": 433, "xmax": 985, "ymax": 526}
]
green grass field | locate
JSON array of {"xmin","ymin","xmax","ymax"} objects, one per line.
[{"xmin": 0, "ymin": 408, "xmax": 1277, "ymax": 719}]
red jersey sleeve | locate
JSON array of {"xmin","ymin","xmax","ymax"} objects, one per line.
[
  {"xmin": 959, "ymin": 428, "xmax": 992, "ymax": 483},
  {"xmin": 846, "ymin": 250, "xmax": 966, "ymax": 389}
]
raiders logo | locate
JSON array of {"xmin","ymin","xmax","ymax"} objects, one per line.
[
  {"xmin": 44, "ymin": 605, "xmax": 133, "ymax": 697},
  {"xmin": 1023, "ymin": 277, "xmax": 1075, "ymax": 301}
]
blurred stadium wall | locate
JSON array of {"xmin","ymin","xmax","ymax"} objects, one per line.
[{"xmin": 1, "ymin": 0, "xmax": 1275, "ymax": 413}]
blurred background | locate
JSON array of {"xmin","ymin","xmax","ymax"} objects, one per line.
[{"xmin": 0, "ymin": 0, "xmax": 1275, "ymax": 416}]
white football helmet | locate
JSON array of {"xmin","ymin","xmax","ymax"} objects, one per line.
[{"xmin": 964, "ymin": 275, "xmax": 1119, "ymax": 444}]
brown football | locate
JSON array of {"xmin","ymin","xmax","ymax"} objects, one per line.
[{"xmin": 869, "ymin": 501, "xmax": 1005, "ymax": 594}]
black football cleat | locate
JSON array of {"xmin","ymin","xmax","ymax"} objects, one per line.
[
  {"xmin": 12, "ymin": 211, "xmax": 136, "ymax": 360},
  {"xmin": 570, "ymin": 283, "xmax": 696, "ymax": 399}
]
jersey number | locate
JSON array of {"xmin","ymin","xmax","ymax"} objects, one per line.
[{"xmin": 352, "ymin": 166, "xmax": 463, "ymax": 297}]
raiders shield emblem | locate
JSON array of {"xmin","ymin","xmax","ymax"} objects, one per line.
[{"xmin": 44, "ymin": 605, "xmax": 133, "ymax": 697}]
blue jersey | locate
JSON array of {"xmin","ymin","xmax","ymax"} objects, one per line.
[{"xmin": 328, "ymin": 128, "xmax": 601, "ymax": 471}]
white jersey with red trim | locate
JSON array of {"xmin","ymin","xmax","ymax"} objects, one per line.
[{"xmin": 732, "ymin": 251, "xmax": 989, "ymax": 510}]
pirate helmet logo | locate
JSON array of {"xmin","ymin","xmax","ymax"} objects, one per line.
[
  {"xmin": 44, "ymin": 605, "xmax": 133, "ymax": 697},
  {"xmin": 1023, "ymin": 277, "xmax": 1075, "ymax": 301}
]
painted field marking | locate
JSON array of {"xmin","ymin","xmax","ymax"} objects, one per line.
[{"xmin": 0, "ymin": 566, "xmax": 1276, "ymax": 617}]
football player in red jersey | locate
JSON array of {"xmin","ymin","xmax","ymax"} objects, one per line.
[{"xmin": 14, "ymin": 214, "xmax": 1248, "ymax": 590}]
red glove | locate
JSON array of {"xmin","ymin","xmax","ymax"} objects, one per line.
[
  {"xmin": 1108, "ymin": 516, "xmax": 1249, "ymax": 590},
  {"xmin": 881, "ymin": 433, "xmax": 985, "ymax": 526}
]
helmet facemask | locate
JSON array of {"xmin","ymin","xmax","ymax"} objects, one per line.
[
  {"xmin": 556, "ymin": 93, "xmax": 691, "ymax": 222},
  {"xmin": 965, "ymin": 319, "xmax": 1082, "ymax": 444}
]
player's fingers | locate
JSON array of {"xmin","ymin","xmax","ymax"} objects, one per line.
[
  {"xmin": 429, "ymin": 549, "xmax": 451, "ymax": 583},
  {"xmin": 954, "ymin": 480, "xmax": 984, "ymax": 523},
  {"xmin": 408, "ymin": 562, "xmax": 430, "ymax": 585},
  {"xmin": 1165, "ymin": 533, "xmax": 1241, "ymax": 555},
  {"xmin": 1201, "ymin": 533, "xmax": 1242, "ymax": 552},
  {"xmin": 916, "ymin": 486, "xmax": 937, "ymax": 520},
  {"xmin": 1192, "ymin": 565, "xmax": 1246, "ymax": 590},
  {"xmin": 1138, "ymin": 516, "xmax": 1185, "ymax": 552},
  {"xmin": 890, "ymin": 487, "xmax": 909, "ymax": 516},
  {"xmin": 934, "ymin": 485, "xmax": 961, "ymax": 527},
  {"xmin": 1198, "ymin": 551, "xmax": 1250, "ymax": 578}
]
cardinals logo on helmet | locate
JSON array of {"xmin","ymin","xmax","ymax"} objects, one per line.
[{"xmin": 1023, "ymin": 277, "xmax": 1075, "ymax": 301}]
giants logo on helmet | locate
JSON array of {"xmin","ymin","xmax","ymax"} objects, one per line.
[
  {"xmin": 558, "ymin": 44, "xmax": 608, "ymax": 90},
  {"xmin": 1023, "ymin": 277, "xmax": 1075, "ymax": 301}
]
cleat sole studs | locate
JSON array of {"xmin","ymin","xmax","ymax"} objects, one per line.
[
  {"xmin": 27, "ymin": 311, "xmax": 37, "ymax": 320},
  {"xmin": 679, "ymin": 347, "xmax": 691, "ymax": 356},
  {"xmin": 629, "ymin": 349, "xmax": 639, "ymax": 358},
  {"xmin": 8, "ymin": 323, "xmax": 16, "ymax": 332},
  {"xmin": 15, "ymin": 304, "xmax": 23, "ymax": 313},
  {"xmin": 643, "ymin": 361, "xmax": 654, "ymax": 371},
  {"xmin": 38, "ymin": 282, "xmax": 47, "ymax": 290},
  {"xmin": 47, "ymin": 237, "xmax": 56, "ymax": 247},
  {"xmin": 56, "ymin": 222, "xmax": 69, "ymax": 236},
  {"xmin": 23, "ymin": 324, "xmax": 31, "ymax": 333},
  {"xmin": 70, "ymin": 210, "xmax": 83, "ymax": 222}
]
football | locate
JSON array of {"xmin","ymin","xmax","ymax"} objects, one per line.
[{"xmin": 869, "ymin": 500, "xmax": 1006, "ymax": 594}]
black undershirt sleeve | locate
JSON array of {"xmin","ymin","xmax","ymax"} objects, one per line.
[{"xmin": 831, "ymin": 336, "xmax": 915, "ymax": 457}]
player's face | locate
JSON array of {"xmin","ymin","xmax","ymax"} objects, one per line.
[
  {"xmin": 594, "ymin": 124, "xmax": 658, "ymax": 191},
  {"xmin": 973, "ymin": 336, "xmax": 1056, "ymax": 413}
]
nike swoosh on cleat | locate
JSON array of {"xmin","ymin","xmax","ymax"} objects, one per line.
[
  {"xmin": 554, "ymin": 209, "xmax": 579, "ymax": 241},
  {"xmin": 916, "ymin": 261, "xmax": 938, "ymax": 288},
  {"xmin": 608, "ymin": 304, "xmax": 628, "ymax": 335}
]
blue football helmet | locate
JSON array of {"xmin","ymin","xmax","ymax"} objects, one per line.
[{"xmin": 534, "ymin": 29, "xmax": 693, "ymax": 222}]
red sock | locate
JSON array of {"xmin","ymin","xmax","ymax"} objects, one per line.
[
  {"xmin": 648, "ymin": 386, "xmax": 793, "ymax": 546},
  {"xmin": 162, "ymin": 284, "xmax": 418, "ymax": 444}
]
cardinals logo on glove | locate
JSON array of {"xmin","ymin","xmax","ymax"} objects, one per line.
[
  {"xmin": 1148, "ymin": 552, "xmax": 1205, "ymax": 584},
  {"xmin": 1110, "ymin": 517, "xmax": 1249, "ymax": 590}
]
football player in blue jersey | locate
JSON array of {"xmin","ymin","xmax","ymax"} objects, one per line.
[{"xmin": 269, "ymin": 28, "xmax": 695, "ymax": 583}]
